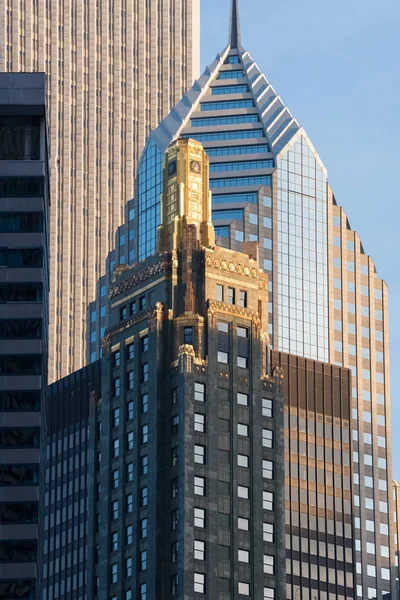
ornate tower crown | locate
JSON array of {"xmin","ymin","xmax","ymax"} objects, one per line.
[{"xmin": 158, "ymin": 138, "xmax": 215, "ymax": 252}]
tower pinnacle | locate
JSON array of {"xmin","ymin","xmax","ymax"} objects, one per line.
[{"xmin": 229, "ymin": 0, "xmax": 242, "ymax": 49}]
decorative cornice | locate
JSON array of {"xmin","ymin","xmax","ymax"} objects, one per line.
[
  {"xmin": 207, "ymin": 299, "xmax": 262, "ymax": 328},
  {"xmin": 109, "ymin": 258, "xmax": 170, "ymax": 300},
  {"xmin": 102, "ymin": 303, "xmax": 163, "ymax": 348}
]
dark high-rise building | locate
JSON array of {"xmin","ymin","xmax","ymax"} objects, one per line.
[
  {"xmin": 0, "ymin": 73, "xmax": 50, "ymax": 600},
  {"xmin": 42, "ymin": 137, "xmax": 356, "ymax": 600}
]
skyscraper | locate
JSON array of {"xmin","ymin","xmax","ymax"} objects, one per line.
[
  {"xmin": 0, "ymin": 0, "xmax": 200, "ymax": 382},
  {"xmin": 0, "ymin": 73, "xmax": 50, "ymax": 600},
  {"xmin": 87, "ymin": 1, "xmax": 393, "ymax": 597}
]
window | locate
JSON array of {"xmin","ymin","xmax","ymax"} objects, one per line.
[
  {"xmin": 172, "ymin": 509, "xmax": 179, "ymax": 530},
  {"xmin": 172, "ymin": 388, "xmax": 179, "ymax": 405},
  {"xmin": 130, "ymin": 300, "xmax": 137, "ymax": 315},
  {"xmin": 113, "ymin": 408, "xmax": 120, "ymax": 427},
  {"xmin": 194, "ymin": 573, "xmax": 205, "ymax": 594},
  {"xmin": 195, "ymin": 413, "xmax": 205, "ymax": 432},
  {"xmin": 171, "ymin": 574, "xmax": 178, "ymax": 596},
  {"xmin": 126, "ymin": 343, "xmax": 134, "ymax": 363},
  {"xmin": 126, "ymin": 463, "xmax": 133, "ymax": 482},
  {"xmin": 238, "ymin": 454, "xmax": 249, "ymax": 468},
  {"xmin": 195, "ymin": 508, "xmax": 205, "ymax": 528},
  {"xmin": 140, "ymin": 487, "xmax": 148, "ymax": 507},
  {"xmin": 141, "ymin": 363, "xmax": 149, "ymax": 383},
  {"xmin": 194, "ymin": 540, "xmax": 205, "ymax": 560},
  {"xmin": 112, "ymin": 470, "xmax": 119, "ymax": 489},
  {"xmin": 140, "ymin": 583, "xmax": 147, "ymax": 600},
  {"xmin": 120, "ymin": 306, "xmax": 127, "ymax": 320},
  {"xmin": 218, "ymin": 351, "xmax": 229, "ymax": 364},
  {"xmin": 171, "ymin": 477, "xmax": 179, "ymax": 498},
  {"xmin": 238, "ymin": 549, "xmax": 249, "ymax": 562},
  {"xmin": 237, "ymin": 356, "xmax": 248, "ymax": 368},
  {"xmin": 264, "ymin": 555, "xmax": 274, "ymax": 574},
  {"xmin": 113, "ymin": 439, "xmax": 120, "ymax": 458},
  {"xmin": 141, "ymin": 394, "xmax": 149, "ymax": 414},
  {"xmin": 239, "ymin": 290, "xmax": 247, "ymax": 308},
  {"xmin": 140, "ymin": 518, "xmax": 148, "ymax": 539},
  {"xmin": 238, "ymin": 517, "xmax": 249, "ymax": 531},
  {"xmin": 141, "ymin": 335, "xmax": 149, "ymax": 353},
  {"xmin": 141, "ymin": 424, "xmax": 149, "ymax": 444},
  {"xmin": 216, "ymin": 284, "xmax": 224, "ymax": 302},
  {"xmin": 237, "ymin": 326, "xmax": 248, "ymax": 338},
  {"xmin": 262, "ymin": 429, "xmax": 273, "ymax": 448},
  {"xmin": 238, "ymin": 486, "xmax": 249, "ymax": 499},
  {"xmin": 111, "ymin": 532, "xmax": 118, "ymax": 552},
  {"xmin": 263, "ymin": 523, "xmax": 274, "ymax": 542},
  {"xmin": 171, "ymin": 541, "xmax": 179, "ymax": 563},
  {"xmin": 125, "ymin": 493, "xmax": 133, "ymax": 513},
  {"xmin": 171, "ymin": 446, "xmax": 179, "ymax": 467},
  {"xmin": 126, "ymin": 525, "xmax": 133, "ymax": 546},
  {"xmin": 126, "ymin": 592, "xmax": 132, "ymax": 600},
  {"xmin": 263, "ymin": 491, "xmax": 273, "ymax": 511},
  {"xmin": 262, "ymin": 398, "xmax": 273, "ymax": 417},
  {"xmin": 113, "ymin": 378, "xmax": 120, "ymax": 398},
  {"xmin": 237, "ymin": 392, "xmax": 248, "ymax": 406},
  {"xmin": 126, "ymin": 557, "xmax": 133, "ymax": 577},
  {"xmin": 127, "ymin": 431, "xmax": 134, "ymax": 450},
  {"xmin": 237, "ymin": 424, "xmax": 248, "ymax": 437},
  {"xmin": 228, "ymin": 287, "xmax": 235, "ymax": 304},
  {"xmin": 140, "ymin": 550, "xmax": 147, "ymax": 571},
  {"xmin": 195, "ymin": 477, "xmax": 205, "ymax": 496},
  {"xmin": 127, "ymin": 370, "xmax": 134, "ymax": 390},
  {"xmin": 184, "ymin": 327, "xmax": 193, "ymax": 344},
  {"xmin": 194, "ymin": 383, "xmax": 205, "ymax": 402},
  {"xmin": 263, "ymin": 460, "xmax": 273, "ymax": 480},
  {"xmin": 141, "ymin": 455, "xmax": 148, "ymax": 476},
  {"xmin": 218, "ymin": 321, "xmax": 229, "ymax": 333},
  {"xmin": 111, "ymin": 563, "xmax": 118, "ymax": 583},
  {"xmin": 139, "ymin": 296, "xmax": 147, "ymax": 311},
  {"xmin": 238, "ymin": 582, "xmax": 250, "ymax": 596},
  {"xmin": 112, "ymin": 350, "xmax": 121, "ymax": 368},
  {"xmin": 111, "ymin": 501, "xmax": 118, "ymax": 520},
  {"xmin": 195, "ymin": 445, "xmax": 205, "ymax": 464},
  {"xmin": 264, "ymin": 588, "xmax": 275, "ymax": 599},
  {"xmin": 172, "ymin": 415, "xmax": 180, "ymax": 434}
]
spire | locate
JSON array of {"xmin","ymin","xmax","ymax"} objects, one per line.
[{"xmin": 229, "ymin": 0, "xmax": 242, "ymax": 49}]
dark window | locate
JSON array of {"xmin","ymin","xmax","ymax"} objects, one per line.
[
  {"xmin": 141, "ymin": 424, "xmax": 148, "ymax": 444},
  {"xmin": 172, "ymin": 388, "xmax": 179, "ymax": 405},
  {"xmin": 0, "ymin": 177, "xmax": 44, "ymax": 197},
  {"xmin": 0, "ymin": 116, "xmax": 41, "ymax": 160},
  {"xmin": 228, "ymin": 287, "xmax": 235, "ymax": 304},
  {"xmin": 0, "ymin": 213, "xmax": 43, "ymax": 233},
  {"xmin": 171, "ymin": 446, "xmax": 179, "ymax": 467},
  {"xmin": 0, "ymin": 464, "xmax": 39, "ymax": 485},
  {"xmin": 127, "ymin": 431, "xmax": 134, "ymax": 450},
  {"xmin": 0, "ymin": 428, "xmax": 40, "ymax": 449},
  {"xmin": 141, "ymin": 455, "xmax": 148, "ymax": 476},
  {"xmin": 139, "ymin": 296, "xmax": 147, "ymax": 310},
  {"xmin": 127, "ymin": 370, "xmax": 134, "ymax": 390},
  {"xmin": 216, "ymin": 284, "xmax": 224, "ymax": 302},
  {"xmin": 171, "ymin": 478, "xmax": 179, "ymax": 498},
  {"xmin": 140, "ymin": 487, "xmax": 148, "ymax": 507},
  {"xmin": 0, "ymin": 502, "xmax": 38, "ymax": 524},
  {"xmin": 0, "ymin": 283, "xmax": 43, "ymax": 303},
  {"xmin": 0, "ymin": 540, "xmax": 37, "ymax": 562},
  {"xmin": 120, "ymin": 306, "xmax": 127, "ymax": 320},
  {"xmin": 0, "ymin": 319, "xmax": 42, "ymax": 339},
  {"xmin": 130, "ymin": 300, "xmax": 137, "ymax": 315},
  {"xmin": 237, "ymin": 356, "xmax": 248, "ymax": 369},
  {"xmin": 0, "ymin": 580, "xmax": 36, "ymax": 599},
  {"xmin": 0, "ymin": 391, "xmax": 40, "ymax": 411},
  {"xmin": 184, "ymin": 327, "xmax": 193, "ymax": 344},
  {"xmin": 172, "ymin": 415, "xmax": 179, "ymax": 435},
  {"xmin": 171, "ymin": 574, "xmax": 178, "ymax": 596},
  {"xmin": 171, "ymin": 541, "xmax": 179, "ymax": 563},
  {"xmin": 0, "ymin": 248, "xmax": 43, "ymax": 268},
  {"xmin": 239, "ymin": 290, "xmax": 247, "ymax": 308},
  {"xmin": 141, "ymin": 335, "xmax": 148, "ymax": 353},
  {"xmin": 0, "ymin": 355, "xmax": 41, "ymax": 375},
  {"xmin": 141, "ymin": 394, "xmax": 149, "ymax": 414},
  {"xmin": 140, "ymin": 518, "xmax": 148, "ymax": 539},
  {"xmin": 171, "ymin": 509, "xmax": 179, "ymax": 530},
  {"xmin": 127, "ymin": 342, "xmax": 134, "ymax": 361},
  {"xmin": 237, "ymin": 326, "xmax": 248, "ymax": 338},
  {"xmin": 141, "ymin": 363, "xmax": 149, "ymax": 383},
  {"xmin": 127, "ymin": 401, "xmax": 134, "ymax": 420},
  {"xmin": 112, "ymin": 350, "xmax": 121, "ymax": 368},
  {"xmin": 113, "ymin": 378, "xmax": 120, "ymax": 397},
  {"xmin": 126, "ymin": 463, "xmax": 134, "ymax": 482}
]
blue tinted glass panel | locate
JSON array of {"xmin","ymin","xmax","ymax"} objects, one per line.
[
  {"xmin": 206, "ymin": 144, "xmax": 270, "ymax": 157},
  {"xmin": 191, "ymin": 115, "xmax": 259, "ymax": 127},
  {"xmin": 212, "ymin": 209, "xmax": 244, "ymax": 221},
  {"xmin": 138, "ymin": 140, "xmax": 163, "ymax": 261},
  {"xmin": 225, "ymin": 56, "xmax": 240, "ymax": 64},
  {"xmin": 201, "ymin": 100, "xmax": 254, "ymax": 111},
  {"xmin": 215, "ymin": 226, "xmax": 230, "ymax": 238},
  {"xmin": 210, "ymin": 176, "xmax": 271, "ymax": 189},
  {"xmin": 210, "ymin": 159, "xmax": 274, "ymax": 173},
  {"xmin": 212, "ymin": 193, "xmax": 258, "ymax": 204},
  {"xmin": 218, "ymin": 70, "xmax": 244, "ymax": 80},
  {"xmin": 181, "ymin": 130, "xmax": 264, "ymax": 142},
  {"xmin": 211, "ymin": 85, "xmax": 249, "ymax": 95}
]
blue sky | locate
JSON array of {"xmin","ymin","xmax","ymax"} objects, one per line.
[{"xmin": 200, "ymin": 0, "xmax": 400, "ymax": 476}]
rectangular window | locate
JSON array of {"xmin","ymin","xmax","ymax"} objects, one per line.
[
  {"xmin": 111, "ymin": 532, "xmax": 118, "ymax": 552},
  {"xmin": 113, "ymin": 378, "xmax": 120, "ymax": 398},
  {"xmin": 238, "ymin": 486, "xmax": 249, "ymax": 499},
  {"xmin": 141, "ymin": 455, "xmax": 148, "ymax": 476},
  {"xmin": 111, "ymin": 501, "xmax": 118, "ymax": 520},
  {"xmin": 141, "ymin": 394, "xmax": 149, "ymax": 414},
  {"xmin": 237, "ymin": 392, "xmax": 248, "ymax": 406},
  {"xmin": 139, "ymin": 296, "xmax": 147, "ymax": 311},
  {"xmin": 263, "ymin": 491, "xmax": 273, "ymax": 511},
  {"xmin": 238, "ymin": 424, "xmax": 248, "ymax": 437},
  {"xmin": 262, "ymin": 398, "xmax": 273, "ymax": 417},
  {"xmin": 216, "ymin": 284, "xmax": 224, "ymax": 302},
  {"xmin": 195, "ymin": 413, "xmax": 205, "ymax": 432},
  {"xmin": 130, "ymin": 300, "xmax": 137, "ymax": 315},
  {"xmin": 228, "ymin": 287, "xmax": 235, "ymax": 304},
  {"xmin": 195, "ymin": 508, "xmax": 205, "ymax": 528},
  {"xmin": 218, "ymin": 321, "xmax": 229, "ymax": 333},
  {"xmin": 127, "ymin": 431, "xmax": 134, "ymax": 451},
  {"xmin": 237, "ymin": 326, "xmax": 248, "ymax": 338},
  {"xmin": 263, "ymin": 523, "xmax": 274, "ymax": 542},
  {"xmin": 141, "ymin": 335, "xmax": 149, "ymax": 353},
  {"xmin": 263, "ymin": 555, "xmax": 274, "ymax": 574},
  {"xmin": 140, "ymin": 487, "xmax": 148, "ymax": 507},
  {"xmin": 239, "ymin": 290, "xmax": 247, "ymax": 308},
  {"xmin": 238, "ymin": 454, "xmax": 249, "ymax": 468},
  {"xmin": 171, "ymin": 541, "xmax": 179, "ymax": 563},
  {"xmin": 113, "ymin": 439, "xmax": 120, "ymax": 458},
  {"xmin": 171, "ymin": 509, "xmax": 179, "ymax": 530},
  {"xmin": 238, "ymin": 517, "xmax": 249, "ymax": 531},
  {"xmin": 140, "ymin": 518, "xmax": 148, "ymax": 539},
  {"xmin": 113, "ymin": 408, "xmax": 120, "ymax": 427},
  {"xmin": 126, "ymin": 557, "xmax": 132, "ymax": 577},
  {"xmin": 195, "ymin": 477, "xmax": 205, "ymax": 496},
  {"xmin": 171, "ymin": 477, "xmax": 179, "ymax": 498},
  {"xmin": 194, "ymin": 540, "xmax": 205, "ymax": 561},
  {"xmin": 127, "ymin": 342, "xmax": 134, "ymax": 361},
  {"xmin": 127, "ymin": 370, "xmax": 134, "ymax": 390},
  {"xmin": 238, "ymin": 583, "xmax": 250, "ymax": 596},
  {"xmin": 184, "ymin": 327, "xmax": 193, "ymax": 344},
  {"xmin": 112, "ymin": 470, "xmax": 119, "ymax": 489},
  {"xmin": 238, "ymin": 549, "xmax": 249, "ymax": 563},
  {"xmin": 194, "ymin": 573, "xmax": 205, "ymax": 594},
  {"xmin": 126, "ymin": 463, "xmax": 133, "ymax": 482},
  {"xmin": 140, "ymin": 550, "xmax": 147, "ymax": 571},
  {"xmin": 194, "ymin": 382, "xmax": 205, "ymax": 402},
  {"xmin": 141, "ymin": 424, "xmax": 148, "ymax": 444},
  {"xmin": 172, "ymin": 388, "xmax": 179, "ymax": 405},
  {"xmin": 218, "ymin": 351, "xmax": 229, "ymax": 364},
  {"xmin": 112, "ymin": 350, "xmax": 121, "ymax": 368},
  {"xmin": 171, "ymin": 574, "xmax": 178, "ymax": 596},
  {"xmin": 171, "ymin": 446, "xmax": 179, "ymax": 467},
  {"xmin": 237, "ymin": 356, "xmax": 248, "ymax": 368},
  {"xmin": 172, "ymin": 415, "xmax": 180, "ymax": 434},
  {"xmin": 140, "ymin": 583, "xmax": 147, "ymax": 600},
  {"xmin": 111, "ymin": 563, "xmax": 118, "ymax": 583},
  {"xmin": 264, "ymin": 588, "xmax": 275, "ymax": 599},
  {"xmin": 195, "ymin": 445, "xmax": 205, "ymax": 464},
  {"xmin": 263, "ymin": 460, "xmax": 273, "ymax": 480},
  {"xmin": 141, "ymin": 363, "xmax": 149, "ymax": 383},
  {"xmin": 262, "ymin": 429, "xmax": 273, "ymax": 448},
  {"xmin": 126, "ymin": 525, "xmax": 133, "ymax": 546},
  {"xmin": 120, "ymin": 306, "xmax": 127, "ymax": 320}
]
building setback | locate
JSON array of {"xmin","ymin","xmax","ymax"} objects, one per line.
[
  {"xmin": 0, "ymin": 0, "xmax": 200, "ymax": 382},
  {"xmin": 87, "ymin": 1, "xmax": 394, "ymax": 597},
  {"xmin": 42, "ymin": 137, "xmax": 356, "ymax": 600},
  {"xmin": 0, "ymin": 73, "xmax": 50, "ymax": 600}
]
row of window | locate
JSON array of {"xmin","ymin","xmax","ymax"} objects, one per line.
[
  {"xmin": 112, "ymin": 363, "xmax": 148, "ymax": 396},
  {"xmin": 182, "ymin": 129, "xmax": 265, "ymax": 142},
  {"xmin": 0, "ymin": 319, "xmax": 42, "ymax": 339},
  {"xmin": 119, "ymin": 297, "xmax": 147, "ymax": 320},
  {"xmin": 0, "ymin": 247, "xmax": 43, "ymax": 267},
  {"xmin": 210, "ymin": 175, "xmax": 272, "ymax": 188},
  {"xmin": 0, "ymin": 282, "xmax": 43, "ymax": 303},
  {"xmin": 0, "ymin": 213, "xmax": 43, "ymax": 233},
  {"xmin": 206, "ymin": 144, "xmax": 269, "ymax": 157},
  {"xmin": 201, "ymin": 99, "xmax": 254, "ymax": 111},
  {"xmin": 210, "ymin": 159, "xmax": 274, "ymax": 172},
  {"xmin": 216, "ymin": 284, "xmax": 247, "ymax": 306},
  {"xmin": 0, "ymin": 355, "xmax": 41, "ymax": 375},
  {"xmin": 217, "ymin": 70, "xmax": 245, "ymax": 80},
  {"xmin": 192, "ymin": 576, "xmax": 275, "ymax": 597},
  {"xmin": 191, "ymin": 114, "xmax": 259, "ymax": 127},
  {"xmin": 211, "ymin": 84, "xmax": 249, "ymax": 95}
]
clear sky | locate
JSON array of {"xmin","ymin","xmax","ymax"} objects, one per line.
[{"xmin": 200, "ymin": 0, "xmax": 400, "ymax": 475}]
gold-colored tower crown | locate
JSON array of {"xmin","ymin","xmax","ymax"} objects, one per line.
[{"xmin": 158, "ymin": 138, "xmax": 215, "ymax": 252}]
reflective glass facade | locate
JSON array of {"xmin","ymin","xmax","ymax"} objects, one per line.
[{"xmin": 137, "ymin": 140, "xmax": 163, "ymax": 261}]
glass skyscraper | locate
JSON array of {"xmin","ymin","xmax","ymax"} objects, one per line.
[{"xmin": 87, "ymin": 1, "xmax": 394, "ymax": 598}]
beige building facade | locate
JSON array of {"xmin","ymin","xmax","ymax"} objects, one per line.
[{"xmin": 0, "ymin": 0, "xmax": 200, "ymax": 381}]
